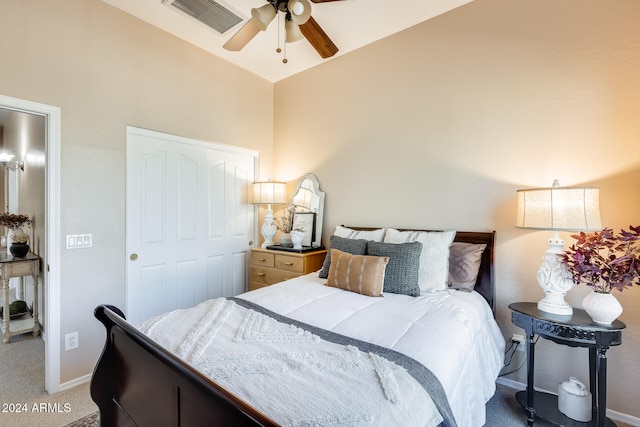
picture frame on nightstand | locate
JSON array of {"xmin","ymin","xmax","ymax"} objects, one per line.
[{"xmin": 292, "ymin": 212, "xmax": 315, "ymax": 247}]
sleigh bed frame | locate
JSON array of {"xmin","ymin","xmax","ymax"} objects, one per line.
[{"xmin": 90, "ymin": 230, "xmax": 495, "ymax": 426}]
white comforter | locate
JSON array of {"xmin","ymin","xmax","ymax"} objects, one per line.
[
  {"xmin": 239, "ymin": 272, "xmax": 506, "ymax": 427},
  {"xmin": 139, "ymin": 297, "xmax": 444, "ymax": 427}
]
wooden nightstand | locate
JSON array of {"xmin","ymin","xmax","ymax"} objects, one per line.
[
  {"xmin": 509, "ymin": 302, "xmax": 625, "ymax": 427},
  {"xmin": 249, "ymin": 248, "xmax": 327, "ymax": 291}
]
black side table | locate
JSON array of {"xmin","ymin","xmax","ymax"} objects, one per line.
[{"xmin": 509, "ymin": 302, "xmax": 625, "ymax": 427}]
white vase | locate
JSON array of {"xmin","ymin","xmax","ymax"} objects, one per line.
[
  {"xmin": 582, "ymin": 291, "xmax": 623, "ymax": 325},
  {"xmin": 279, "ymin": 232, "xmax": 293, "ymax": 248},
  {"xmin": 290, "ymin": 230, "xmax": 304, "ymax": 250}
]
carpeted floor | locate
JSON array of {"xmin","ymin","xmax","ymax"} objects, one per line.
[
  {"xmin": 63, "ymin": 411, "xmax": 99, "ymax": 427},
  {"xmin": 0, "ymin": 335, "xmax": 98, "ymax": 427},
  {"xmin": 1, "ymin": 334, "xmax": 634, "ymax": 426}
]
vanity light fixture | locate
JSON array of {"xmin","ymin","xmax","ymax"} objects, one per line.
[
  {"xmin": 516, "ymin": 179, "xmax": 602, "ymax": 315},
  {"xmin": 253, "ymin": 181, "xmax": 287, "ymax": 248},
  {"xmin": 0, "ymin": 152, "xmax": 24, "ymax": 171}
]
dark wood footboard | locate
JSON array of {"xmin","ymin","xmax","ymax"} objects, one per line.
[{"xmin": 90, "ymin": 305, "xmax": 278, "ymax": 427}]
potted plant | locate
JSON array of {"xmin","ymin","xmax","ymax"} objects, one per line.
[
  {"xmin": 8, "ymin": 228, "xmax": 30, "ymax": 257},
  {"xmin": 274, "ymin": 205, "xmax": 296, "ymax": 247},
  {"xmin": 0, "ymin": 212, "xmax": 32, "ymax": 256},
  {"xmin": 563, "ymin": 226, "xmax": 640, "ymax": 324}
]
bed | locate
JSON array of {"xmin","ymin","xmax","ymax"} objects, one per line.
[{"xmin": 90, "ymin": 228, "xmax": 505, "ymax": 427}]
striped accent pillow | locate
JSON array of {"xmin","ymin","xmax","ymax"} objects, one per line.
[{"xmin": 326, "ymin": 249, "xmax": 389, "ymax": 297}]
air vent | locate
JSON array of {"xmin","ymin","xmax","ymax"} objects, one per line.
[{"xmin": 163, "ymin": 0, "xmax": 244, "ymax": 35}]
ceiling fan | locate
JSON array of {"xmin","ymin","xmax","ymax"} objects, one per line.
[{"xmin": 223, "ymin": 0, "xmax": 341, "ymax": 61}]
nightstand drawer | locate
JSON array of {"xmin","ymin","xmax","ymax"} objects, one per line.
[
  {"xmin": 250, "ymin": 267, "xmax": 301, "ymax": 286},
  {"xmin": 275, "ymin": 254, "xmax": 304, "ymax": 273},
  {"xmin": 251, "ymin": 251, "xmax": 275, "ymax": 268},
  {"xmin": 248, "ymin": 248, "xmax": 327, "ymax": 291}
]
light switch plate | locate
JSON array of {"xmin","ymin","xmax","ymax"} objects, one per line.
[{"xmin": 66, "ymin": 234, "xmax": 92, "ymax": 249}]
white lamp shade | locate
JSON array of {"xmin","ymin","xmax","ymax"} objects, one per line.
[
  {"xmin": 251, "ymin": 4, "xmax": 277, "ymax": 31},
  {"xmin": 288, "ymin": 0, "xmax": 311, "ymax": 24},
  {"xmin": 516, "ymin": 185, "xmax": 601, "ymax": 231},
  {"xmin": 252, "ymin": 181, "xmax": 287, "ymax": 205},
  {"xmin": 285, "ymin": 20, "xmax": 304, "ymax": 43}
]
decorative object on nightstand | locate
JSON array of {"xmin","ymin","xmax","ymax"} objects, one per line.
[
  {"xmin": 290, "ymin": 230, "xmax": 304, "ymax": 249},
  {"xmin": 0, "ymin": 212, "xmax": 32, "ymax": 256},
  {"xmin": 275, "ymin": 205, "xmax": 296, "ymax": 247},
  {"xmin": 558, "ymin": 377, "xmax": 592, "ymax": 422},
  {"xmin": 249, "ymin": 247, "xmax": 327, "ymax": 291},
  {"xmin": 8, "ymin": 228, "xmax": 30, "ymax": 258},
  {"xmin": 516, "ymin": 180, "xmax": 601, "ymax": 315},
  {"xmin": 564, "ymin": 226, "xmax": 640, "ymax": 324},
  {"xmin": 252, "ymin": 181, "xmax": 287, "ymax": 248}
]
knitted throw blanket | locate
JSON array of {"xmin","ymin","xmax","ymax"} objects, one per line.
[{"xmin": 138, "ymin": 298, "xmax": 454, "ymax": 427}]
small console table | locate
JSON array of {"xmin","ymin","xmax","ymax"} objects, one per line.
[
  {"xmin": 1, "ymin": 252, "xmax": 40, "ymax": 343},
  {"xmin": 509, "ymin": 302, "xmax": 625, "ymax": 427}
]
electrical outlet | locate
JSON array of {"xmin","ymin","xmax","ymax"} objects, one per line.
[
  {"xmin": 512, "ymin": 334, "xmax": 525, "ymax": 351},
  {"xmin": 65, "ymin": 332, "xmax": 78, "ymax": 351}
]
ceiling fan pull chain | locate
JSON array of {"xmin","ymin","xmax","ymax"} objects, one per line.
[{"xmin": 276, "ymin": 12, "xmax": 282, "ymax": 54}]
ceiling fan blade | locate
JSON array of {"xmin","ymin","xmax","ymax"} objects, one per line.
[
  {"xmin": 223, "ymin": 18, "xmax": 260, "ymax": 51},
  {"xmin": 299, "ymin": 16, "xmax": 338, "ymax": 58}
]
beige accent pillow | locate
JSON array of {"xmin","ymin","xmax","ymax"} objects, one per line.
[{"xmin": 326, "ymin": 249, "xmax": 389, "ymax": 297}]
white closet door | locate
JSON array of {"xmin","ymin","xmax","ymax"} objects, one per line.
[{"xmin": 126, "ymin": 127, "xmax": 256, "ymax": 325}]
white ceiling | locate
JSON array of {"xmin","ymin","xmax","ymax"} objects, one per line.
[{"xmin": 100, "ymin": 0, "xmax": 473, "ymax": 83}]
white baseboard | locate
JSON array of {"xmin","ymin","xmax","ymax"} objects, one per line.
[
  {"xmin": 58, "ymin": 373, "xmax": 91, "ymax": 392},
  {"xmin": 496, "ymin": 378, "xmax": 640, "ymax": 426},
  {"xmin": 496, "ymin": 376, "xmax": 525, "ymax": 391}
]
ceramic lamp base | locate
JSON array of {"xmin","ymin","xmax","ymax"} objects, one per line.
[{"xmin": 538, "ymin": 292, "xmax": 573, "ymax": 315}]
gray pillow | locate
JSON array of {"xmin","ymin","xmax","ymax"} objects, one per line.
[
  {"xmin": 319, "ymin": 235, "xmax": 369, "ymax": 278},
  {"xmin": 366, "ymin": 241, "xmax": 422, "ymax": 296},
  {"xmin": 447, "ymin": 242, "xmax": 486, "ymax": 291}
]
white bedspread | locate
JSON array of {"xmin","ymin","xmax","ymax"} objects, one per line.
[
  {"xmin": 239, "ymin": 272, "xmax": 506, "ymax": 427},
  {"xmin": 139, "ymin": 297, "xmax": 444, "ymax": 427}
]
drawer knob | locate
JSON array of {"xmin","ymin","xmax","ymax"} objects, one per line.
[
  {"xmin": 258, "ymin": 258, "xmax": 266, "ymax": 262},
  {"xmin": 257, "ymin": 273, "xmax": 266, "ymax": 277},
  {"xmin": 284, "ymin": 262, "xmax": 294, "ymax": 266}
]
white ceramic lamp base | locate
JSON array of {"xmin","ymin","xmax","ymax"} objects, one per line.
[
  {"xmin": 536, "ymin": 236, "xmax": 575, "ymax": 316},
  {"xmin": 260, "ymin": 205, "xmax": 277, "ymax": 248},
  {"xmin": 537, "ymin": 291, "xmax": 573, "ymax": 315}
]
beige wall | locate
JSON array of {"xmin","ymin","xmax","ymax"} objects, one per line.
[
  {"xmin": 274, "ymin": 0, "xmax": 640, "ymax": 420},
  {"xmin": 0, "ymin": 0, "xmax": 274, "ymax": 383},
  {"xmin": 2, "ymin": 0, "xmax": 640, "ymax": 421}
]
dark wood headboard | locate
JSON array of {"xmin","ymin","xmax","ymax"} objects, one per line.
[{"xmin": 344, "ymin": 227, "xmax": 496, "ymax": 314}]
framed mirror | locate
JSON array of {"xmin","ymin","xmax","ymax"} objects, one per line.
[{"xmin": 291, "ymin": 173, "xmax": 325, "ymax": 248}]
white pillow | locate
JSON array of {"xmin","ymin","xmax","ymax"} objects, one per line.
[
  {"xmin": 384, "ymin": 228, "xmax": 456, "ymax": 292},
  {"xmin": 334, "ymin": 225, "xmax": 386, "ymax": 242}
]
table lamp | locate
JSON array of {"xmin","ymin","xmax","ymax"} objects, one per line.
[
  {"xmin": 516, "ymin": 180, "xmax": 601, "ymax": 315},
  {"xmin": 252, "ymin": 181, "xmax": 287, "ymax": 248}
]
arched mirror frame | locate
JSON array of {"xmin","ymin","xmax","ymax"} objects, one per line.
[{"xmin": 291, "ymin": 173, "xmax": 325, "ymax": 248}]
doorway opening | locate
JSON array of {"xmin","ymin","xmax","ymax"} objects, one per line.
[{"xmin": 0, "ymin": 95, "xmax": 62, "ymax": 393}]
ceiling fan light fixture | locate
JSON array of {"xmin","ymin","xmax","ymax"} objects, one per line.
[
  {"xmin": 251, "ymin": 4, "xmax": 277, "ymax": 31},
  {"xmin": 285, "ymin": 19, "xmax": 304, "ymax": 42},
  {"xmin": 287, "ymin": 0, "xmax": 311, "ymax": 24}
]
